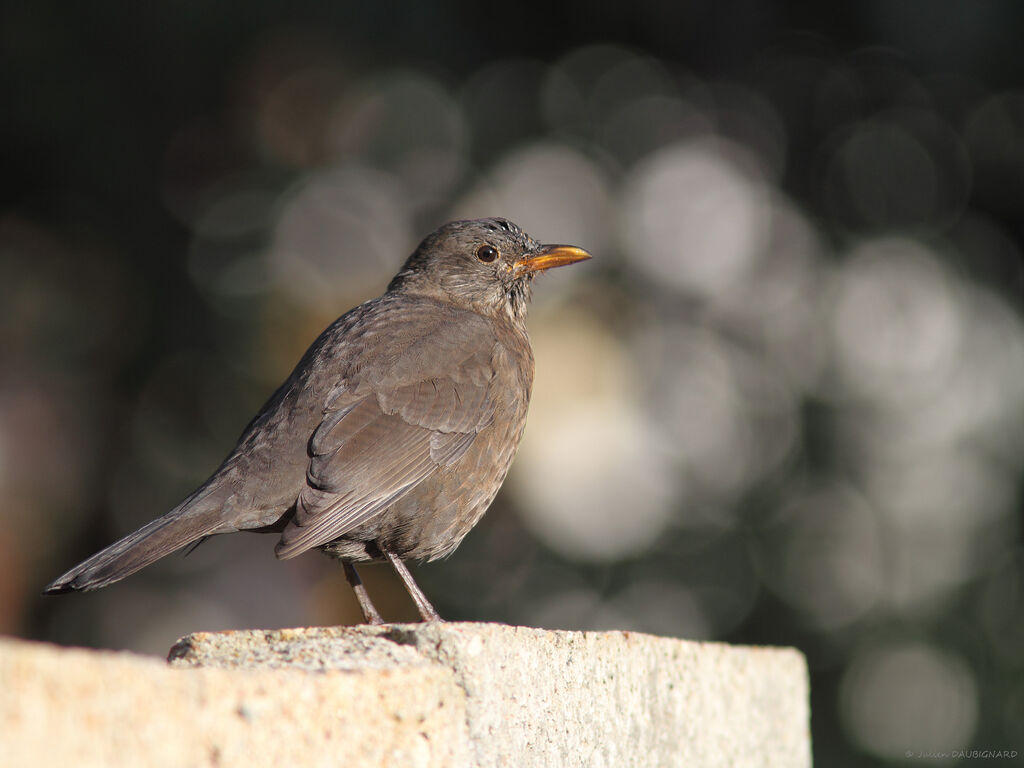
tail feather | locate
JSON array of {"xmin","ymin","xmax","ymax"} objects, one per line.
[{"xmin": 43, "ymin": 500, "xmax": 226, "ymax": 594}]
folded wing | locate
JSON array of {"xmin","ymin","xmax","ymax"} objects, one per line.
[{"xmin": 274, "ymin": 372, "xmax": 495, "ymax": 559}]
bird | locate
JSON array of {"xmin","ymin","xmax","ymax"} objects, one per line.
[{"xmin": 44, "ymin": 218, "xmax": 592, "ymax": 623}]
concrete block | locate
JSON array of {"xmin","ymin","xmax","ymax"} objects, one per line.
[{"xmin": 2, "ymin": 623, "xmax": 810, "ymax": 768}]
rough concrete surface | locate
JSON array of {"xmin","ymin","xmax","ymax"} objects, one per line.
[{"xmin": 2, "ymin": 623, "xmax": 810, "ymax": 768}]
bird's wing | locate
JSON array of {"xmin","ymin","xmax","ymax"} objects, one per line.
[{"xmin": 274, "ymin": 363, "xmax": 496, "ymax": 559}]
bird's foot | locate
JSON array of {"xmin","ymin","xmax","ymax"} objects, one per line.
[
  {"xmin": 342, "ymin": 562, "xmax": 385, "ymax": 625},
  {"xmin": 385, "ymin": 551, "xmax": 444, "ymax": 622}
]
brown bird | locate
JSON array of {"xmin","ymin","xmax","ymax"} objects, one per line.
[{"xmin": 44, "ymin": 218, "xmax": 591, "ymax": 623}]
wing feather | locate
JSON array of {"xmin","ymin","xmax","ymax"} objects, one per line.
[{"xmin": 276, "ymin": 363, "xmax": 498, "ymax": 559}]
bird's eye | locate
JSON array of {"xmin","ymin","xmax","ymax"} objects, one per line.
[{"xmin": 476, "ymin": 245, "xmax": 499, "ymax": 263}]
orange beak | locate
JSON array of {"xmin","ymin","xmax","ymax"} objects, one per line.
[{"xmin": 513, "ymin": 244, "xmax": 592, "ymax": 276}]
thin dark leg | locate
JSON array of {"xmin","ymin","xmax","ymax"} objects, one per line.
[
  {"xmin": 343, "ymin": 562, "xmax": 384, "ymax": 625},
  {"xmin": 384, "ymin": 551, "xmax": 443, "ymax": 622}
]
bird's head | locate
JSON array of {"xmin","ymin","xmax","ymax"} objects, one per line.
[{"xmin": 388, "ymin": 218, "xmax": 592, "ymax": 321}]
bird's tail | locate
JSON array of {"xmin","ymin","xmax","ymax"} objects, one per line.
[{"xmin": 43, "ymin": 493, "xmax": 227, "ymax": 594}]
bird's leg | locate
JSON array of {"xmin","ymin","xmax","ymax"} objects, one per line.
[
  {"xmin": 384, "ymin": 551, "xmax": 443, "ymax": 622},
  {"xmin": 342, "ymin": 562, "xmax": 385, "ymax": 625}
]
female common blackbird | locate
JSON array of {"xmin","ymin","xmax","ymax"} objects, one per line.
[{"xmin": 44, "ymin": 218, "xmax": 591, "ymax": 623}]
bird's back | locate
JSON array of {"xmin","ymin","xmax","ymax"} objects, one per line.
[{"xmin": 212, "ymin": 292, "xmax": 534, "ymax": 560}]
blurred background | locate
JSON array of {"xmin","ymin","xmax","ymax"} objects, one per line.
[{"xmin": 4, "ymin": 1, "xmax": 1024, "ymax": 764}]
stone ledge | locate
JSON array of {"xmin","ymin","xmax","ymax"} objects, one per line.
[{"xmin": 2, "ymin": 623, "xmax": 810, "ymax": 768}]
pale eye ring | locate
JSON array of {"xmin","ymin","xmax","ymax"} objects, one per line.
[{"xmin": 476, "ymin": 244, "xmax": 499, "ymax": 263}]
